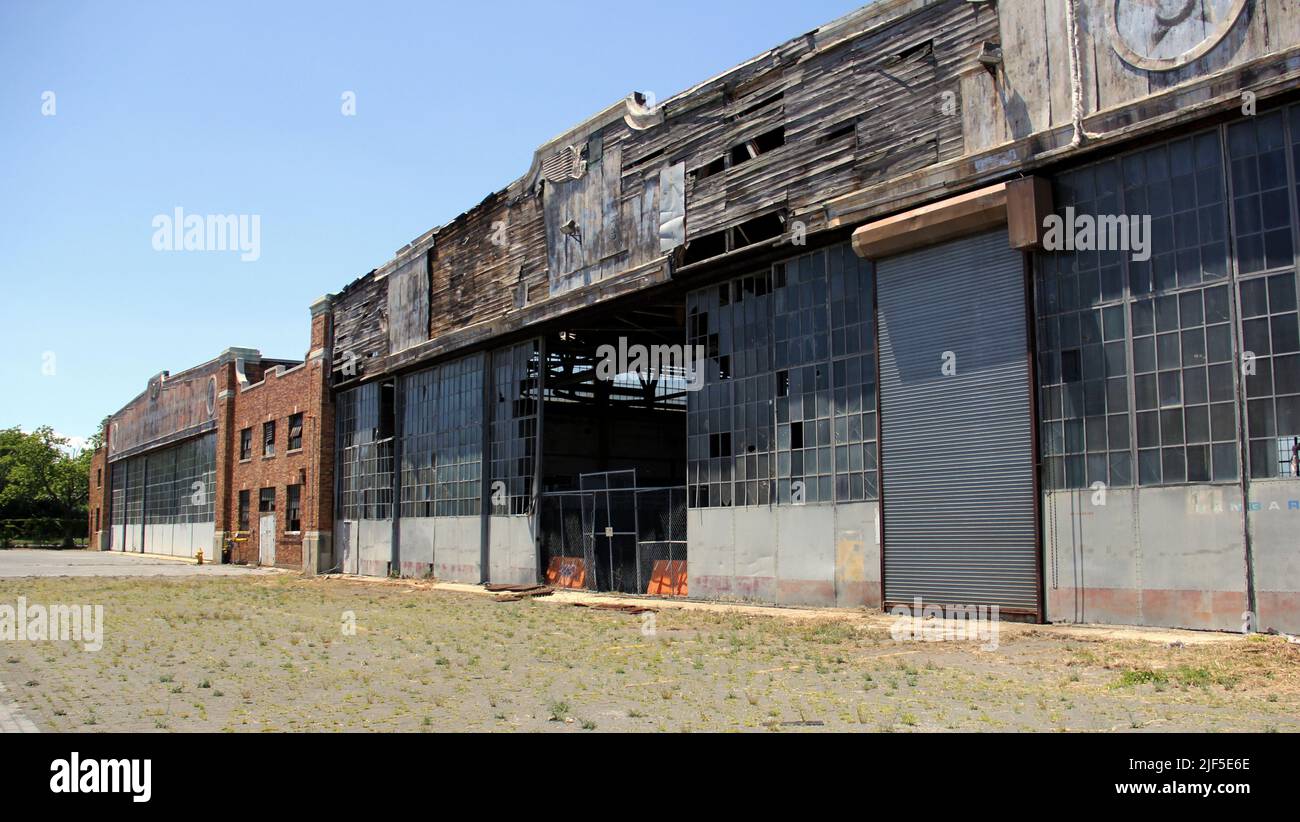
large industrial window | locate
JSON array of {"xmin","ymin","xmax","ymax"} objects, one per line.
[
  {"xmin": 1039, "ymin": 106, "xmax": 1300, "ymax": 488},
  {"xmin": 687, "ymin": 270, "xmax": 774, "ymax": 508},
  {"xmin": 687, "ymin": 242, "xmax": 877, "ymax": 508},
  {"xmin": 124, "ymin": 457, "xmax": 144, "ymax": 532},
  {"xmin": 398, "ymin": 355, "xmax": 483, "ymax": 518},
  {"xmin": 109, "ymin": 461, "xmax": 125, "ymax": 532},
  {"xmin": 174, "ymin": 434, "xmax": 216, "ymax": 522},
  {"xmin": 488, "ymin": 341, "xmax": 539, "ymax": 515},
  {"xmin": 108, "ymin": 434, "xmax": 215, "ymax": 537},
  {"xmin": 1130, "ymin": 286, "xmax": 1239, "ymax": 483},
  {"xmin": 144, "ymin": 448, "xmax": 177, "ymax": 529},
  {"xmin": 434, "ymin": 354, "xmax": 483, "ymax": 517},
  {"xmin": 336, "ymin": 382, "xmax": 394, "ymax": 520},
  {"xmin": 400, "ymin": 368, "xmax": 437, "ymax": 518},
  {"xmin": 1233, "ymin": 112, "xmax": 1300, "ymax": 479},
  {"xmin": 1039, "ymin": 133, "xmax": 1238, "ymax": 488}
]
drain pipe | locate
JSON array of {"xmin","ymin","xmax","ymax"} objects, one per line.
[{"xmin": 1065, "ymin": 0, "xmax": 1099, "ymax": 147}]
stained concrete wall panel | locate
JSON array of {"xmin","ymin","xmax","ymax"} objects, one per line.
[
  {"xmin": 835, "ymin": 501, "xmax": 881, "ymax": 608},
  {"xmin": 399, "ymin": 517, "xmax": 435, "ymax": 578},
  {"xmin": 433, "ymin": 516, "xmax": 481, "ymax": 583},
  {"xmin": 775, "ymin": 505, "xmax": 836, "ymax": 606},
  {"xmin": 732, "ymin": 507, "xmax": 778, "ymax": 602},
  {"xmin": 1044, "ymin": 485, "xmax": 1248, "ymax": 631},
  {"xmin": 689, "ymin": 503, "xmax": 882, "ymax": 607},
  {"xmin": 358, "ymin": 519, "xmax": 392, "ymax": 578},
  {"xmin": 337, "ymin": 520, "xmax": 357, "ymax": 575},
  {"xmin": 194, "ymin": 522, "xmax": 216, "ymax": 560},
  {"xmin": 1248, "ymin": 478, "xmax": 1300, "ymax": 634},
  {"xmin": 488, "ymin": 515, "xmax": 536, "ymax": 585},
  {"xmin": 687, "ymin": 508, "xmax": 737, "ymax": 600}
]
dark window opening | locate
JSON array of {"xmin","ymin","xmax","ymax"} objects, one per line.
[
  {"xmin": 237, "ymin": 490, "xmax": 250, "ymax": 531},
  {"xmin": 732, "ymin": 212, "xmax": 784, "ymax": 248},
  {"xmin": 1060, "ymin": 350, "xmax": 1082, "ymax": 383},
  {"xmin": 377, "ymin": 382, "xmax": 396, "ymax": 441},
  {"xmin": 819, "ymin": 121, "xmax": 857, "ymax": 145},
  {"xmin": 690, "ymin": 156, "xmax": 725, "ymax": 184},
  {"xmin": 682, "ymin": 212, "xmax": 787, "ymax": 267},
  {"xmin": 889, "ymin": 38, "xmax": 934, "ymax": 65},
  {"xmin": 730, "ymin": 127, "xmax": 785, "ymax": 166},
  {"xmin": 709, "ymin": 432, "xmax": 732, "ymax": 458},
  {"xmin": 682, "ymin": 229, "xmax": 729, "ymax": 266},
  {"xmin": 239, "ymin": 428, "xmax": 252, "ymax": 460},
  {"xmin": 258, "ymin": 487, "xmax": 275, "ymax": 513},
  {"xmin": 286, "ymin": 484, "xmax": 301, "ymax": 532},
  {"xmin": 262, "ymin": 421, "xmax": 275, "ymax": 457},
  {"xmin": 288, "ymin": 413, "xmax": 303, "ymax": 451},
  {"xmin": 96, "ymin": 468, "xmax": 102, "ymax": 488}
]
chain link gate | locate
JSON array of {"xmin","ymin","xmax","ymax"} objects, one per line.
[{"xmin": 539, "ymin": 470, "xmax": 687, "ymax": 595}]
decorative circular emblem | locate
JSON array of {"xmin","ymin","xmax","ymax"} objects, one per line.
[
  {"xmin": 1108, "ymin": 0, "xmax": 1249, "ymax": 71},
  {"xmin": 206, "ymin": 374, "xmax": 217, "ymax": 415}
]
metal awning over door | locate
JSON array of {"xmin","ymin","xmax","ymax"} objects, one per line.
[{"xmin": 876, "ymin": 229, "xmax": 1039, "ymax": 613}]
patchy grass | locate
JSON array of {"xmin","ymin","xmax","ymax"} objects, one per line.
[{"xmin": 0, "ymin": 574, "xmax": 1298, "ymax": 732}]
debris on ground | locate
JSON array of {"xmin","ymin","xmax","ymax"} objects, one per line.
[
  {"xmin": 487, "ymin": 584, "xmax": 553, "ymax": 602},
  {"xmin": 571, "ymin": 602, "xmax": 657, "ymax": 615}
]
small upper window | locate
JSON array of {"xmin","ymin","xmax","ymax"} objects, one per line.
[
  {"xmin": 288, "ymin": 413, "xmax": 303, "ymax": 451},
  {"xmin": 263, "ymin": 421, "xmax": 275, "ymax": 457}
]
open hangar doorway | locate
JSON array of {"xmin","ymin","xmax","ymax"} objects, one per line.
[{"xmin": 536, "ymin": 294, "xmax": 690, "ymax": 596}]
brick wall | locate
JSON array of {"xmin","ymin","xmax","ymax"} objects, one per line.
[
  {"xmin": 226, "ymin": 357, "xmax": 329, "ymax": 570},
  {"xmin": 87, "ymin": 446, "xmax": 108, "ymax": 549}
]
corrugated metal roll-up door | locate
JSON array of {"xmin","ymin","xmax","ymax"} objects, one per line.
[{"xmin": 877, "ymin": 229, "xmax": 1039, "ymax": 613}]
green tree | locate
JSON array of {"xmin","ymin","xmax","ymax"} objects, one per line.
[
  {"xmin": 0, "ymin": 426, "xmax": 90, "ymax": 547},
  {"xmin": 86, "ymin": 415, "xmax": 111, "ymax": 451}
]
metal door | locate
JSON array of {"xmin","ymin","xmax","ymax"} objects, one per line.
[
  {"xmin": 580, "ymin": 471, "xmax": 639, "ymax": 593},
  {"xmin": 876, "ymin": 229, "xmax": 1039, "ymax": 613},
  {"xmin": 259, "ymin": 514, "xmax": 276, "ymax": 567}
]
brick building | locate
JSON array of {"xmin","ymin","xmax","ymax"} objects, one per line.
[{"xmin": 87, "ymin": 300, "xmax": 333, "ymax": 572}]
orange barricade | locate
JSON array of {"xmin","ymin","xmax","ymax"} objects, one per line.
[
  {"xmin": 647, "ymin": 559, "xmax": 688, "ymax": 597},
  {"xmin": 545, "ymin": 556, "xmax": 587, "ymax": 589}
]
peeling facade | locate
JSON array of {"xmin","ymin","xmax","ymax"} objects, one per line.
[{"xmin": 92, "ymin": 0, "xmax": 1300, "ymax": 633}]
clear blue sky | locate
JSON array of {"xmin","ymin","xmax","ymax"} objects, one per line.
[{"xmin": 0, "ymin": 0, "xmax": 866, "ymax": 446}]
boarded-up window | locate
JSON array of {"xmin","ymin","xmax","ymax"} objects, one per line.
[{"xmin": 386, "ymin": 253, "xmax": 430, "ymax": 355}]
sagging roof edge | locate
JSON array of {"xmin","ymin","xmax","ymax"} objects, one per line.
[{"xmin": 329, "ymin": 0, "xmax": 932, "ymax": 296}]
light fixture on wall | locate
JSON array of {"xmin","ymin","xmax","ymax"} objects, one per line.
[{"xmin": 560, "ymin": 218, "xmax": 582, "ymax": 244}]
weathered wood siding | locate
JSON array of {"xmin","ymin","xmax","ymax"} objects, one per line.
[{"xmin": 329, "ymin": 0, "xmax": 1300, "ymax": 382}]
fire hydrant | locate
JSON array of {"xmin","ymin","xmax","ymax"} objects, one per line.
[{"xmin": 195, "ymin": 549, "xmax": 204, "ymax": 566}]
